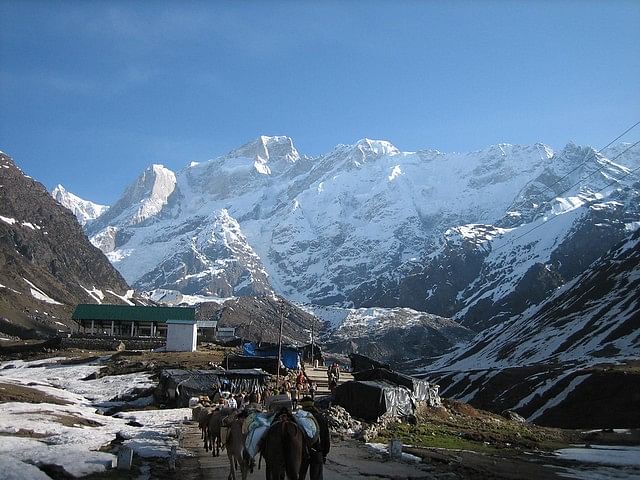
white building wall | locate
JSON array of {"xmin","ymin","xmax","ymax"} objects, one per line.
[{"xmin": 166, "ymin": 322, "xmax": 197, "ymax": 352}]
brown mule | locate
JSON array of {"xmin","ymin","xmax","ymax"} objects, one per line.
[
  {"xmin": 207, "ymin": 407, "xmax": 236, "ymax": 456},
  {"xmin": 261, "ymin": 410, "xmax": 306, "ymax": 480},
  {"xmin": 226, "ymin": 417, "xmax": 251, "ymax": 480}
]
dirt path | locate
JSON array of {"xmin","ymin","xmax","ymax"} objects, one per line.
[
  {"xmin": 178, "ymin": 421, "xmax": 436, "ymax": 480},
  {"xmin": 176, "ymin": 419, "xmax": 590, "ymax": 480}
]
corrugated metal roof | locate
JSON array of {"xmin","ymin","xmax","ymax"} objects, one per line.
[{"xmin": 72, "ymin": 304, "xmax": 195, "ymax": 322}]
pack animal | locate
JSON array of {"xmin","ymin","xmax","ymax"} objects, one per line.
[
  {"xmin": 225, "ymin": 416, "xmax": 251, "ymax": 480},
  {"xmin": 207, "ymin": 407, "xmax": 236, "ymax": 456},
  {"xmin": 261, "ymin": 409, "xmax": 306, "ymax": 480},
  {"xmin": 194, "ymin": 406, "xmax": 214, "ymax": 451}
]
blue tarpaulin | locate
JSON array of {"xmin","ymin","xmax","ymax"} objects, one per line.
[{"xmin": 242, "ymin": 342, "xmax": 301, "ymax": 370}]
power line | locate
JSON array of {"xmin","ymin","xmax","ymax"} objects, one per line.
[
  {"xmin": 528, "ymin": 119, "xmax": 640, "ymax": 203},
  {"xmin": 493, "ymin": 138, "xmax": 640, "ymax": 252}
]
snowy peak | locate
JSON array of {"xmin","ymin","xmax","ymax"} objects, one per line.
[
  {"xmin": 348, "ymin": 138, "xmax": 400, "ymax": 164},
  {"xmin": 132, "ymin": 164, "xmax": 177, "ymax": 216},
  {"xmin": 226, "ymin": 135, "xmax": 300, "ymax": 175},
  {"xmin": 88, "ymin": 164, "xmax": 176, "ymax": 233},
  {"xmin": 51, "ymin": 184, "xmax": 108, "ymax": 225}
]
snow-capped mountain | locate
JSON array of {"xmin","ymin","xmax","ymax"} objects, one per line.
[
  {"xmin": 412, "ymin": 228, "xmax": 640, "ymax": 428},
  {"xmin": 51, "ymin": 184, "xmax": 108, "ymax": 225},
  {"xmin": 350, "ymin": 142, "xmax": 640, "ymax": 330},
  {"xmin": 307, "ymin": 305, "xmax": 474, "ymax": 365},
  {"xmin": 85, "ymin": 136, "xmax": 640, "ymax": 318}
]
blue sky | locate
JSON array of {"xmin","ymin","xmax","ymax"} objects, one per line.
[{"xmin": 1, "ymin": 0, "xmax": 639, "ymax": 204}]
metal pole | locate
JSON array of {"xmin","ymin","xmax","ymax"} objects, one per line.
[{"xmin": 276, "ymin": 302, "xmax": 284, "ymax": 384}]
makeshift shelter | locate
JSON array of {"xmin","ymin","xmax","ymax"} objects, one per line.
[
  {"xmin": 348, "ymin": 353, "xmax": 390, "ymax": 373},
  {"xmin": 218, "ymin": 369, "xmax": 271, "ymax": 394},
  {"xmin": 224, "ymin": 355, "xmax": 283, "ymax": 375},
  {"xmin": 158, "ymin": 368, "xmax": 270, "ymax": 407},
  {"xmin": 242, "ymin": 342, "xmax": 301, "ymax": 370},
  {"xmin": 334, "ymin": 380, "xmax": 415, "ymax": 422},
  {"xmin": 353, "ymin": 368, "xmax": 440, "ymax": 405}
]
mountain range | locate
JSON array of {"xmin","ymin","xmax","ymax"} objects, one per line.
[
  {"xmin": 2, "ymin": 133, "xmax": 638, "ymax": 426},
  {"xmin": 64, "ymin": 136, "xmax": 638, "ymax": 332}
]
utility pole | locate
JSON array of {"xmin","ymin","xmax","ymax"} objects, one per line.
[
  {"xmin": 276, "ymin": 302, "xmax": 284, "ymax": 384},
  {"xmin": 311, "ymin": 318, "xmax": 315, "ymax": 368}
]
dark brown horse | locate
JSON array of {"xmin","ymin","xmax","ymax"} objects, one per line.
[{"xmin": 261, "ymin": 410, "xmax": 306, "ymax": 480}]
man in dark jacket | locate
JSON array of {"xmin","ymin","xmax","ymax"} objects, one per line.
[{"xmin": 299, "ymin": 396, "xmax": 330, "ymax": 480}]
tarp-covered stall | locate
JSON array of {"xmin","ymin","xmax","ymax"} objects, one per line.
[
  {"xmin": 217, "ymin": 369, "xmax": 271, "ymax": 395},
  {"xmin": 353, "ymin": 368, "xmax": 440, "ymax": 405},
  {"xmin": 334, "ymin": 380, "xmax": 414, "ymax": 422},
  {"xmin": 225, "ymin": 355, "xmax": 284, "ymax": 375},
  {"xmin": 242, "ymin": 342, "xmax": 301, "ymax": 370},
  {"xmin": 158, "ymin": 368, "xmax": 270, "ymax": 406}
]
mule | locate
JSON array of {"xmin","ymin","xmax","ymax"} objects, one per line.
[
  {"xmin": 207, "ymin": 407, "xmax": 236, "ymax": 456},
  {"xmin": 226, "ymin": 416, "xmax": 251, "ymax": 480},
  {"xmin": 261, "ymin": 410, "xmax": 306, "ymax": 480},
  {"xmin": 195, "ymin": 407, "xmax": 214, "ymax": 452}
]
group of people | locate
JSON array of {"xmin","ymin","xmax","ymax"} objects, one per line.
[
  {"xmin": 273, "ymin": 368, "xmax": 318, "ymax": 407},
  {"xmin": 210, "ymin": 389, "xmax": 260, "ymax": 410}
]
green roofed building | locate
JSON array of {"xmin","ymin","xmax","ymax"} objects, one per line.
[{"xmin": 72, "ymin": 304, "xmax": 196, "ymax": 338}]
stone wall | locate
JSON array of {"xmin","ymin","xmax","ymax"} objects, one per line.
[{"xmin": 61, "ymin": 335, "xmax": 165, "ymax": 351}]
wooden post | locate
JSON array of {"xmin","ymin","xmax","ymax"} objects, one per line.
[
  {"xmin": 130, "ymin": 321, "xmax": 134, "ymax": 337},
  {"xmin": 111, "ymin": 320, "xmax": 115, "ymax": 336},
  {"xmin": 311, "ymin": 317, "xmax": 315, "ymax": 367},
  {"xmin": 90, "ymin": 319, "xmax": 94, "ymax": 335}
]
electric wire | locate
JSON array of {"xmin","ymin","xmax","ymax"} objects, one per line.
[
  {"xmin": 530, "ymin": 120, "xmax": 640, "ymax": 201},
  {"xmin": 492, "ymin": 137, "xmax": 640, "ymax": 251}
]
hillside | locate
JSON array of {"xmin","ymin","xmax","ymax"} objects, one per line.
[
  {"xmin": 413, "ymin": 228, "xmax": 640, "ymax": 427},
  {"xmin": 0, "ymin": 152, "xmax": 134, "ymax": 339}
]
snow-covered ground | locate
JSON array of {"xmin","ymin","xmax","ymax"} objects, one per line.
[
  {"xmin": 554, "ymin": 445, "xmax": 640, "ymax": 479},
  {"xmin": 0, "ymin": 356, "xmax": 191, "ymax": 479}
]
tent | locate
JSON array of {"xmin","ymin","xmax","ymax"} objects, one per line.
[
  {"xmin": 242, "ymin": 342, "xmax": 301, "ymax": 370},
  {"xmin": 333, "ymin": 380, "xmax": 414, "ymax": 422},
  {"xmin": 353, "ymin": 367, "xmax": 439, "ymax": 404}
]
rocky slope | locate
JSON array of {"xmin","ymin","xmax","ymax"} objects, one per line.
[
  {"xmin": 196, "ymin": 295, "xmax": 317, "ymax": 346},
  {"xmin": 0, "ymin": 152, "xmax": 134, "ymax": 338},
  {"xmin": 412, "ymin": 228, "xmax": 640, "ymax": 427},
  {"xmin": 308, "ymin": 305, "xmax": 474, "ymax": 365}
]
